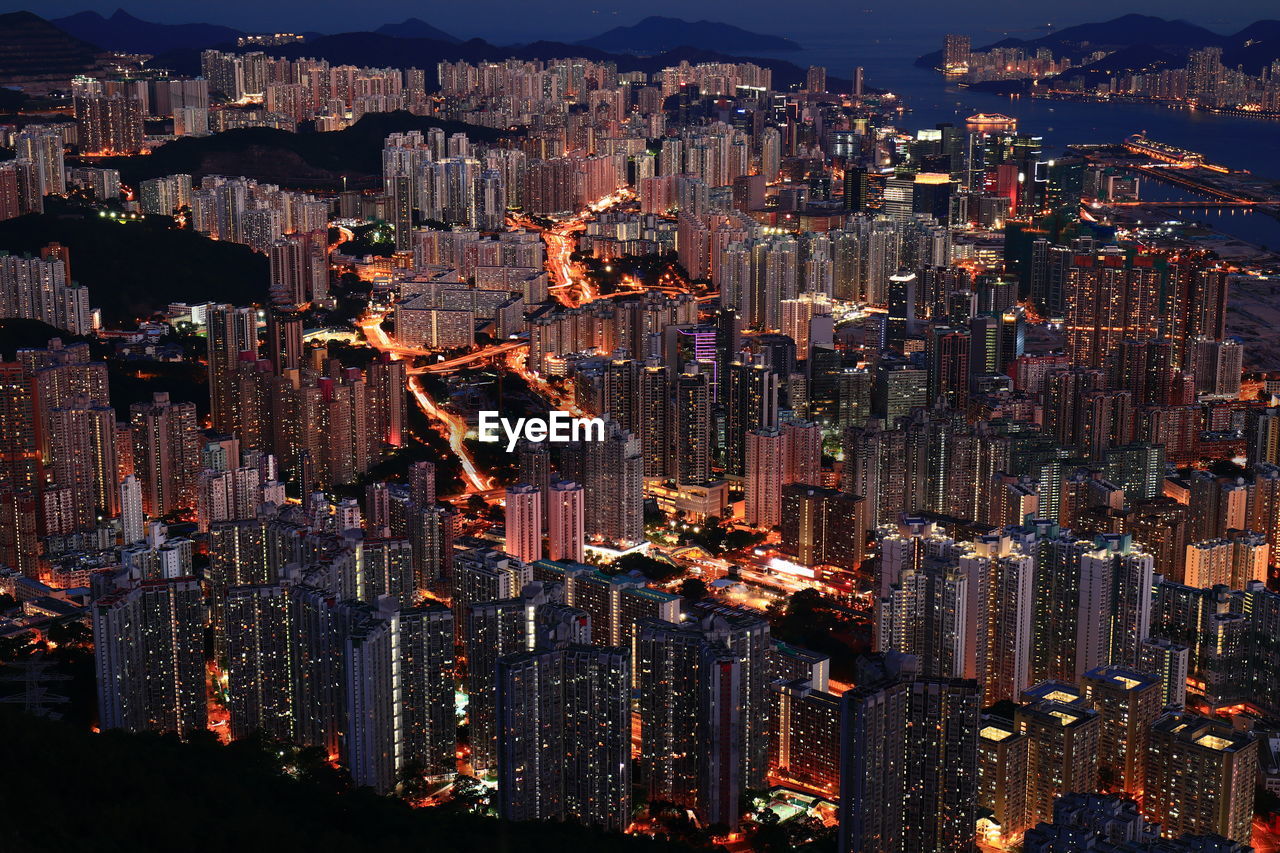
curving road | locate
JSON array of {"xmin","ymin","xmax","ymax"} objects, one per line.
[{"xmin": 357, "ymin": 313, "xmax": 495, "ymax": 494}]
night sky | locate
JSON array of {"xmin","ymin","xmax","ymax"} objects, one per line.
[{"xmin": 2, "ymin": 0, "xmax": 1274, "ymax": 45}]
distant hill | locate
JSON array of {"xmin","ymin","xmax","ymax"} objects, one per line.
[
  {"xmin": 375, "ymin": 17, "xmax": 459, "ymax": 43},
  {"xmin": 917, "ymin": 13, "xmax": 1280, "ymax": 75},
  {"xmin": 0, "ymin": 10, "xmax": 100, "ymax": 92},
  {"xmin": 0, "ymin": 318, "xmax": 90, "ymax": 359},
  {"xmin": 92, "ymin": 111, "xmax": 513, "ymax": 190},
  {"xmin": 1058, "ymin": 43, "xmax": 1185, "ymax": 84},
  {"xmin": 51, "ymin": 8, "xmax": 243, "ymax": 53},
  {"xmin": 577, "ymin": 16, "xmax": 800, "ymax": 54},
  {"xmin": 1029, "ymin": 13, "xmax": 1221, "ymax": 54},
  {"xmin": 1224, "ymin": 19, "xmax": 1280, "ymax": 72},
  {"xmin": 0, "ymin": 207, "xmax": 267, "ymax": 323}
]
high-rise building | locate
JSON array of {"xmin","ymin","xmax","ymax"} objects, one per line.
[
  {"xmin": 93, "ymin": 577, "xmax": 207, "ymax": 738},
  {"xmin": 638, "ymin": 604, "xmax": 768, "ymax": 829},
  {"xmin": 74, "ymin": 94, "xmax": 143, "ymax": 154},
  {"xmin": 770, "ymin": 677, "xmax": 842, "ymax": 800},
  {"xmin": 1138, "ymin": 637, "xmax": 1189, "ymax": 710},
  {"xmin": 1145, "ymin": 713, "xmax": 1257, "ymax": 844},
  {"xmin": 781, "ymin": 484, "xmax": 865, "ymax": 569},
  {"xmin": 504, "ymin": 483, "xmax": 542, "ymax": 563},
  {"xmin": 345, "ymin": 599, "xmax": 455, "ymax": 792},
  {"xmin": 465, "ymin": 593, "xmax": 534, "ymax": 775},
  {"xmin": 581, "ymin": 420, "xmax": 645, "ymax": 548},
  {"xmin": 46, "ymin": 393, "xmax": 119, "ymax": 531},
  {"xmin": 129, "ymin": 392, "xmax": 201, "ymax": 517},
  {"xmin": 1081, "ymin": 665, "xmax": 1163, "ymax": 796},
  {"xmin": 674, "ymin": 365, "xmax": 713, "ymax": 486},
  {"xmin": 638, "ymin": 619, "xmax": 736, "ymax": 827},
  {"xmin": 724, "ymin": 356, "xmax": 779, "ymax": 477},
  {"xmin": 805, "ymin": 66, "xmax": 827, "ymax": 93},
  {"xmin": 496, "ymin": 645, "xmax": 631, "ymax": 831},
  {"xmin": 225, "ymin": 583, "xmax": 295, "ymax": 741},
  {"xmin": 120, "ymin": 474, "xmax": 144, "ymax": 544},
  {"xmin": 207, "ymin": 304, "xmax": 259, "ymax": 435},
  {"xmin": 838, "ymin": 656, "xmax": 979, "ymax": 853},
  {"xmin": 452, "ymin": 547, "xmax": 531, "ymax": 633},
  {"xmin": 977, "ymin": 713, "xmax": 1031, "ymax": 843},
  {"xmin": 745, "ymin": 427, "xmax": 784, "ymax": 528},
  {"xmin": 0, "ymin": 360, "xmax": 41, "ymax": 577},
  {"xmin": 1013, "ymin": 522, "xmax": 1152, "ymax": 683},
  {"xmin": 942, "ymin": 35, "xmax": 971, "ymax": 73},
  {"xmin": 0, "ymin": 253, "xmax": 92, "ymax": 334},
  {"xmin": 546, "ymin": 480, "xmax": 584, "ymax": 562},
  {"xmin": 1016, "ymin": 682, "xmax": 1101, "ymax": 826}
]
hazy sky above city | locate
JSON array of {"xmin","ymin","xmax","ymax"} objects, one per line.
[{"xmin": 6, "ymin": 0, "xmax": 1275, "ymax": 44}]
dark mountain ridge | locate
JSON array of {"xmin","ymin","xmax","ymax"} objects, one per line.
[
  {"xmin": 51, "ymin": 8, "xmax": 244, "ymax": 53},
  {"xmin": 374, "ymin": 17, "xmax": 460, "ymax": 43},
  {"xmin": 0, "ymin": 10, "xmax": 100, "ymax": 91},
  {"xmin": 916, "ymin": 13, "xmax": 1280, "ymax": 74},
  {"xmin": 91, "ymin": 111, "xmax": 512, "ymax": 189}
]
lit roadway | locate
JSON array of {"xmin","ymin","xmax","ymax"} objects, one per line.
[
  {"xmin": 509, "ymin": 187, "xmax": 636, "ymax": 309},
  {"xmin": 357, "ymin": 313, "xmax": 495, "ymax": 494},
  {"xmin": 353, "ymin": 188, "xmax": 669, "ymax": 498},
  {"xmin": 358, "ymin": 310, "xmax": 527, "ymax": 373}
]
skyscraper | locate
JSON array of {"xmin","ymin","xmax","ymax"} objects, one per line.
[
  {"xmin": 770, "ymin": 677, "xmax": 842, "ymax": 800},
  {"xmin": 1081, "ymin": 665, "xmax": 1162, "ymax": 796},
  {"xmin": 207, "ymin": 304, "xmax": 259, "ymax": 435},
  {"xmin": 582, "ymin": 420, "xmax": 644, "ymax": 548},
  {"xmin": 225, "ymin": 583, "xmax": 295, "ymax": 741},
  {"xmin": 1145, "ymin": 713, "xmax": 1257, "ymax": 843},
  {"xmin": 120, "ymin": 474, "xmax": 144, "ymax": 544},
  {"xmin": 781, "ymin": 484, "xmax": 865, "ymax": 569},
  {"xmin": 1016, "ymin": 682, "xmax": 1101, "ymax": 827},
  {"xmin": 546, "ymin": 480, "xmax": 584, "ymax": 562},
  {"xmin": 496, "ymin": 645, "xmax": 631, "ymax": 831},
  {"xmin": 745, "ymin": 427, "xmax": 784, "ymax": 529},
  {"xmin": 674, "ymin": 365, "xmax": 713, "ymax": 486},
  {"xmin": 129, "ymin": 392, "xmax": 201, "ymax": 517},
  {"xmin": 976, "ymin": 714, "xmax": 1031, "ymax": 842},
  {"xmin": 725, "ymin": 355, "xmax": 779, "ymax": 477},
  {"xmin": 504, "ymin": 483, "xmax": 542, "ymax": 563},
  {"xmin": 838, "ymin": 656, "xmax": 979, "ymax": 853},
  {"xmin": 0, "ymin": 361, "xmax": 41, "ymax": 577},
  {"xmin": 94, "ymin": 577, "xmax": 207, "ymax": 738},
  {"xmin": 74, "ymin": 94, "xmax": 143, "ymax": 154},
  {"xmin": 942, "ymin": 35, "xmax": 971, "ymax": 74}
]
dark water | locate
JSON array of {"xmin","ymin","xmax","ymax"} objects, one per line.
[
  {"xmin": 755, "ymin": 28, "xmax": 1280, "ymax": 247},
  {"xmin": 1124, "ymin": 181, "xmax": 1280, "ymax": 250}
]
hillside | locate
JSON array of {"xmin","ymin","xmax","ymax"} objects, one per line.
[
  {"xmin": 94, "ymin": 111, "xmax": 513, "ymax": 190},
  {"xmin": 1224, "ymin": 19, "xmax": 1280, "ymax": 72},
  {"xmin": 0, "ymin": 707, "xmax": 696, "ymax": 853},
  {"xmin": 0, "ymin": 319, "xmax": 90, "ymax": 358},
  {"xmin": 0, "ymin": 10, "xmax": 100, "ymax": 93},
  {"xmin": 375, "ymin": 17, "xmax": 460, "ymax": 43},
  {"xmin": 0, "ymin": 206, "xmax": 268, "ymax": 323},
  {"xmin": 51, "ymin": 8, "xmax": 242, "ymax": 53},
  {"xmin": 917, "ymin": 14, "xmax": 1280, "ymax": 76},
  {"xmin": 577, "ymin": 16, "xmax": 801, "ymax": 54}
]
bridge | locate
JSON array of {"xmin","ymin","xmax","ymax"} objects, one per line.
[{"xmin": 1105, "ymin": 200, "xmax": 1267, "ymax": 209}]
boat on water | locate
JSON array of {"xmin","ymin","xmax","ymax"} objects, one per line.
[{"xmin": 965, "ymin": 112, "xmax": 1017, "ymax": 128}]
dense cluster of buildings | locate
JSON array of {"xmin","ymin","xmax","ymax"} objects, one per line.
[
  {"xmin": 2, "ymin": 16, "xmax": 1278, "ymax": 853},
  {"xmin": 942, "ymin": 34, "xmax": 1280, "ymax": 113}
]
